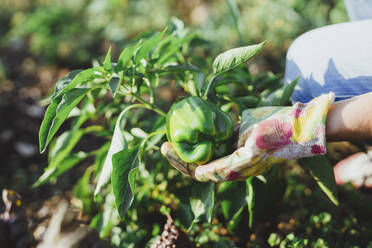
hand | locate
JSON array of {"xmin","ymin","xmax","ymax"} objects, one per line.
[
  {"xmin": 161, "ymin": 121, "xmax": 279, "ymax": 182},
  {"xmin": 162, "ymin": 93, "xmax": 335, "ymax": 182}
]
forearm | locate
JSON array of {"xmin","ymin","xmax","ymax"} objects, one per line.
[{"xmin": 326, "ymin": 92, "xmax": 372, "ymax": 142}]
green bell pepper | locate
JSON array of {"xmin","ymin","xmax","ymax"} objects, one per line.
[{"xmin": 166, "ymin": 96, "xmax": 234, "ymax": 165}]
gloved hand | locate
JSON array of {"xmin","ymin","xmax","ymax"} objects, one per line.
[
  {"xmin": 166, "ymin": 96, "xmax": 234, "ymax": 165},
  {"xmin": 161, "ymin": 93, "xmax": 334, "ymax": 182}
]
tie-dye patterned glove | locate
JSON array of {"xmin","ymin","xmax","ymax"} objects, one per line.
[{"xmin": 161, "ymin": 93, "xmax": 335, "ymax": 182}]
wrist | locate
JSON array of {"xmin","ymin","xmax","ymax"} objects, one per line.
[{"xmin": 326, "ymin": 92, "xmax": 372, "ymax": 142}]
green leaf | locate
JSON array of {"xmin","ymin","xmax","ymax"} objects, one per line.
[
  {"xmin": 218, "ymin": 181, "xmax": 246, "ymax": 233},
  {"xmin": 52, "ymin": 67, "xmax": 105, "ymax": 99},
  {"xmin": 111, "ymin": 146, "xmax": 140, "ymax": 218},
  {"xmin": 173, "ymin": 186, "xmax": 194, "ymax": 229},
  {"xmin": 33, "ymin": 151, "xmax": 87, "ymax": 187},
  {"xmin": 299, "ymin": 156, "xmax": 339, "ymax": 206},
  {"xmin": 108, "ymin": 76, "xmax": 120, "ymax": 97},
  {"xmin": 214, "ymin": 78, "xmax": 249, "ymax": 88},
  {"xmin": 116, "ymin": 42, "xmax": 143, "ymax": 70},
  {"xmin": 227, "ymin": 204, "xmax": 246, "ymax": 233},
  {"xmin": 190, "ymin": 182, "xmax": 215, "ymax": 225},
  {"xmin": 280, "ymin": 77, "xmax": 299, "ymax": 105},
  {"xmin": 48, "ymin": 129, "xmax": 84, "ymax": 167},
  {"xmin": 213, "ymin": 41, "xmax": 266, "ymax": 74},
  {"xmin": 73, "ymin": 166, "xmax": 95, "ymax": 214},
  {"xmin": 94, "ymin": 142, "xmax": 111, "ymax": 179},
  {"xmin": 45, "ymin": 97, "xmax": 92, "ymax": 162},
  {"xmin": 94, "ymin": 109, "xmax": 128, "ymax": 196},
  {"xmin": 90, "ymin": 194, "xmax": 119, "ymax": 238},
  {"xmin": 178, "ymin": 201, "xmax": 194, "ymax": 229},
  {"xmin": 104, "ymin": 47, "xmax": 112, "ymax": 71},
  {"xmin": 71, "ymin": 96, "xmax": 96, "ymax": 129},
  {"xmin": 253, "ymin": 73, "xmax": 281, "ymax": 92},
  {"xmin": 246, "ymin": 176, "xmax": 268, "ymax": 228},
  {"xmin": 157, "ymin": 33, "xmax": 195, "ymax": 64},
  {"xmin": 168, "ymin": 17, "xmax": 187, "ymax": 37},
  {"xmin": 194, "ymin": 71, "xmax": 205, "ymax": 94},
  {"xmin": 265, "ymin": 166, "xmax": 287, "ymax": 206},
  {"xmin": 52, "ymin": 69, "xmax": 82, "ymax": 97},
  {"xmin": 233, "ymin": 96, "xmax": 259, "ymax": 110},
  {"xmin": 267, "ymin": 233, "xmax": 281, "ymax": 247},
  {"xmin": 218, "ymin": 181, "xmax": 246, "ymax": 221},
  {"xmin": 134, "ymin": 31, "xmax": 164, "ymax": 64},
  {"xmin": 151, "ymin": 36, "xmax": 174, "ymax": 60},
  {"xmin": 39, "ymin": 88, "xmax": 91, "ymax": 153},
  {"xmin": 138, "ymin": 128, "xmax": 166, "ymax": 160},
  {"xmin": 258, "ymin": 77, "xmax": 298, "ymax": 106},
  {"xmin": 246, "ymin": 177, "xmax": 255, "ymax": 228},
  {"xmin": 163, "ymin": 64, "xmax": 201, "ymax": 72}
]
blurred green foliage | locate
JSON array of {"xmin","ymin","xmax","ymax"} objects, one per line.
[
  {"xmin": 11, "ymin": 3, "xmax": 99, "ymax": 65},
  {"xmin": 1, "ymin": 1, "xmax": 365, "ymax": 247},
  {"xmin": 1, "ymin": 0, "xmax": 347, "ymax": 70}
]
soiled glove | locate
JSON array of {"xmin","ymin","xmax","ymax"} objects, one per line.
[{"xmin": 161, "ymin": 93, "xmax": 335, "ymax": 182}]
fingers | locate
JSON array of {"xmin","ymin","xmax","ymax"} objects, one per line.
[
  {"xmin": 194, "ymin": 155, "xmax": 238, "ymax": 182},
  {"xmin": 194, "ymin": 146, "xmax": 273, "ymax": 182},
  {"xmin": 161, "ymin": 142, "xmax": 197, "ymax": 178},
  {"xmin": 161, "ymin": 141, "xmax": 275, "ymax": 182},
  {"xmin": 194, "ymin": 147, "xmax": 251, "ymax": 182}
]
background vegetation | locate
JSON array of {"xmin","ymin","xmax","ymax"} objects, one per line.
[{"xmin": 2, "ymin": 0, "xmax": 372, "ymax": 247}]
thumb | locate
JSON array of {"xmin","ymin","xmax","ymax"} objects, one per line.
[{"xmin": 161, "ymin": 142, "xmax": 197, "ymax": 178}]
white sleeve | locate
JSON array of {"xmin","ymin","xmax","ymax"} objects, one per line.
[{"xmin": 344, "ymin": 0, "xmax": 372, "ymax": 21}]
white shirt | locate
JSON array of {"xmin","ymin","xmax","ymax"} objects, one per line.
[{"xmin": 344, "ymin": 0, "xmax": 372, "ymax": 20}]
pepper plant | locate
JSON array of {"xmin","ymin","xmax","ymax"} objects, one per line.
[{"xmin": 36, "ymin": 19, "xmax": 339, "ymax": 245}]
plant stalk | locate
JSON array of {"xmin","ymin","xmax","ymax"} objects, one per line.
[
  {"xmin": 203, "ymin": 74, "xmax": 219, "ymax": 99},
  {"xmin": 130, "ymin": 92, "xmax": 166, "ymax": 116}
]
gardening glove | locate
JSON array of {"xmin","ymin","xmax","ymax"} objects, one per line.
[{"xmin": 161, "ymin": 93, "xmax": 335, "ymax": 182}]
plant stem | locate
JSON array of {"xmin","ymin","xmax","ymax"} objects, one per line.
[
  {"xmin": 177, "ymin": 52, "xmax": 186, "ymax": 64},
  {"xmin": 83, "ymin": 125, "xmax": 104, "ymax": 134},
  {"xmin": 226, "ymin": 0, "xmax": 243, "ymax": 46},
  {"xmin": 130, "ymin": 92, "xmax": 166, "ymax": 117},
  {"xmin": 203, "ymin": 74, "xmax": 219, "ymax": 100},
  {"xmin": 138, "ymin": 130, "xmax": 167, "ymax": 160},
  {"xmin": 143, "ymin": 77, "xmax": 155, "ymax": 103}
]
